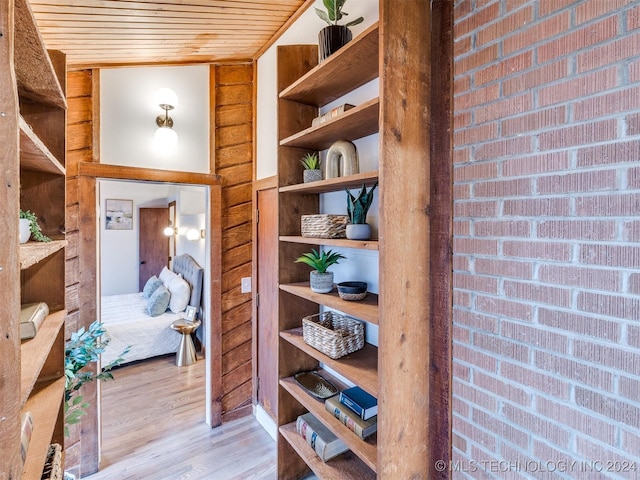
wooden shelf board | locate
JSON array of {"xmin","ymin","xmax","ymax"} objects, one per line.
[
  {"xmin": 280, "ymin": 98, "xmax": 379, "ymax": 150},
  {"xmin": 280, "ymin": 236, "xmax": 379, "ymax": 251},
  {"xmin": 19, "ymin": 117, "xmax": 66, "ymax": 175},
  {"xmin": 280, "ymin": 283, "xmax": 378, "ymax": 325},
  {"xmin": 20, "ymin": 310, "xmax": 66, "ymax": 406},
  {"xmin": 22, "ymin": 377, "xmax": 65, "ymax": 479},
  {"xmin": 280, "ymin": 328, "xmax": 378, "ymax": 398},
  {"xmin": 279, "ymin": 171, "xmax": 378, "ymax": 194},
  {"xmin": 280, "ymin": 423, "xmax": 376, "ymax": 479},
  {"xmin": 279, "ymin": 23, "xmax": 379, "ymax": 107},
  {"xmin": 19, "ymin": 240, "xmax": 67, "ymax": 270}
]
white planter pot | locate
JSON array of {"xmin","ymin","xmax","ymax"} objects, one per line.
[
  {"xmin": 310, "ymin": 271, "xmax": 334, "ymax": 293},
  {"xmin": 19, "ymin": 218, "xmax": 31, "ymax": 243},
  {"xmin": 303, "ymin": 169, "xmax": 322, "ymax": 183},
  {"xmin": 346, "ymin": 223, "xmax": 371, "ymax": 240}
]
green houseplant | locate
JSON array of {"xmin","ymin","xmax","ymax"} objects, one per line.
[
  {"xmin": 345, "ymin": 181, "xmax": 377, "ymax": 240},
  {"xmin": 295, "ymin": 248, "xmax": 346, "ymax": 293},
  {"xmin": 300, "ymin": 152, "xmax": 322, "ymax": 183},
  {"xmin": 19, "ymin": 209, "xmax": 51, "ymax": 243},
  {"xmin": 315, "ymin": 0, "xmax": 364, "ymax": 62}
]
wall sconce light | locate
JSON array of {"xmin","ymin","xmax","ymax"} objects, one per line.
[
  {"xmin": 154, "ymin": 88, "xmax": 178, "ymax": 151},
  {"xmin": 185, "ymin": 228, "xmax": 205, "ymax": 242},
  {"xmin": 163, "ymin": 225, "xmax": 177, "ymax": 236}
]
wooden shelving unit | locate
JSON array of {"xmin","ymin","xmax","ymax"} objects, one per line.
[
  {"xmin": 1, "ymin": 0, "xmax": 67, "ymax": 477},
  {"xmin": 276, "ymin": 22, "xmax": 380, "ymax": 479}
]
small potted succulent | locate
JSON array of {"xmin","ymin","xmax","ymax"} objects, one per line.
[
  {"xmin": 300, "ymin": 152, "xmax": 322, "ymax": 183},
  {"xmin": 345, "ymin": 181, "xmax": 377, "ymax": 240},
  {"xmin": 295, "ymin": 248, "xmax": 346, "ymax": 293},
  {"xmin": 19, "ymin": 209, "xmax": 51, "ymax": 243},
  {"xmin": 315, "ymin": 0, "xmax": 364, "ymax": 62}
]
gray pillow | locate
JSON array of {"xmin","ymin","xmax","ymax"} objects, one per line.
[
  {"xmin": 142, "ymin": 275, "xmax": 163, "ymax": 299},
  {"xmin": 145, "ymin": 285, "xmax": 170, "ymax": 316}
]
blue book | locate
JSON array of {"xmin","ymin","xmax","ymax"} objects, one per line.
[{"xmin": 339, "ymin": 386, "xmax": 378, "ymax": 420}]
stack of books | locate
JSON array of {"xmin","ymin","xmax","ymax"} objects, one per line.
[{"xmin": 325, "ymin": 386, "xmax": 378, "ymax": 440}]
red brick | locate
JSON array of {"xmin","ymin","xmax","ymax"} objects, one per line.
[
  {"xmin": 475, "ymin": 136, "xmax": 533, "ymax": 161},
  {"xmin": 539, "ymin": 0, "xmax": 580, "ymax": 16},
  {"xmin": 455, "ymin": 161, "xmax": 498, "ymax": 182},
  {"xmin": 504, "ymin": 11, "xmax": 571, "ymax": 55},
  {"xmin": 454, "ymin": 273, "xmax": 499, "ymax": 294},
  {"xmin": 454, "ymin": 0, "xmax": 473, "ymax": 21},
  {"xmin": 502, "ymin": 403, "xmax": 570, "ymax": 448},
  {"xmin": 453, "ymin": 360, "xmax": 471, "ymax": 382},
  {"xmin": 502, "ymin": 362, "xmax": 570, "ymax": 400},
  {"xmin": 538, "ymin": 119, "xmax": 618, "ymax": 150},
  {"xmin": 574, "ymin": 339, "xmax": 640, "ymax": 375},
  {"xmin": 454, "ymin": 237, "xmax": 499, "ymax": 255},
  {"xmin": 474, "ymin": 220, "xmax": 530, "ymax": 238},
  {"xmin": 474, "ymin": 332, "xmax": 529, "ymax": 363},
  {"xmin": 577, "ymin": 291, "xmax": 640, "ymax": 320},
  {"xmin": 451, "ymin": 432, "xmax": 468, "ymax": 454},
  {"xmin": 534, "ymin": 351, "xmax": 613, "ymax": 391},
  {"xmin": 503, "ymin": 321, "xmax": 568, "ymax": 354},
  {"xmin": 539, "ymin": 264, "xmax": 621, "ymax": 291},
  {"xmin": 475, "ymin": 51, "xmax": 533, "ymax": 86},
  {"xmin": 580, "ymin": 244, "xmax": 640, "ymax": 268},
  {"xmin": 576, "ymin": 193, "xmax": 640, "ymax": 216},
  {"xmin": 577, "ymin": 140, "xmax": 640, "ymax": 167},
  {"xmin": 539, "ymin": 67, "xmax": 618, "ymax": 108},
  {"xmin": 477, "ymin": 6, "xmax": 533, "ymax": 47},
  {"xmin": 455, "ymin": 309, "xmax": 498, "ymax": 333},
  {"xmin": 575, "ymin": 386, "xmax": 640, "ymax": 429},
  {"xmin": 501, "ymin": 106, "xmax": 566, "ymax": 137},
  {"xmin": 537, "ymin": 169, "xmax": 617, "ymax": 194},
  {"xmin": 474, "ymin": 371, "xmax": 531, "ymax": 406},
  {"xmin": 454, "ymin": 200, "xmax": 499, "ymax": 218},
  {"xmin": 575, "ymin": 85, "xmax": 640, "ymax": 121},
  {"xmin": 452, "ymin": 396, "xmax": 470, "ymax": 419},
  {"xmin": 502, "ymin": 59, "xmax": 569, "ymax": 96},
  {"xmin": 454, "ymin": 147, "xmax": 472, "ymax": 164},
  {"xmin": 454, "ymin": 75, "xmax": 471, "ymax": 95},
  {"xmin": 454, "ymin": 325, "xmax": 471, "ymax": 343},
  {"xmin": 454, "ymin": 123, "xmax": 498, "ymax": 146},
  {"xmin": 473, "ymin": 178, "xmax": 532, "ymax": 198},
  {"xmin": 505, "ymin": 0, "xmax": 530, "ymax": 11},
  {"xmin": 455, "ymin": 83, "xmax": 501, "ymax": 111},
  {"xmin": 537, "ymin": 219, "xmax": 616, "ymax": 241},
  {"xmin": 472, "ymin": 409, "xmax": 529, "ymax": 449},
  {"xmin": 538, "ymin": 16, "xmax": 619, "ymax": 64},
  {"xmin": 504, "ymin": 280, "xmax": 571, "ymax": 308},
  {"xmin": 455, "ymin": 344, "xmax": 499, "ymax": 374},
  {"xmin": 619, "ymin": 376, "xmax": 640, "ymax": 401},
  {"xmin": 454, "ymin": 290, "xmax": 472, "ymax": 308},
  {"xmin": 577, "ymin": 0, "xmax": 635, "ymax": 24},
  {"xmin": 454, "ymin": 378, "xmax": 499, "ymax": 409},
  {"xmin": 629, "ymin": 165, "xmax": 640, "ymax": 188},
  {"xmin": 454, "ymin": 184, "xmax": 471, "ymax": 200},
  {"xmin": 503, "ymin": 240, "xmax": 571, "ymax": 261},
  {"xmin": 483, "ymin": 445, "xmax": 532, "ymax": 480},
  {"xmin": 476, "ymin": 295, "xmax": 532, "ymax": 321},
  {"xmin": 455, "ymin": 2, "xmax": 501, "ymax": 38},
  {"xmin": 536, "ymin": 396, "xmax": 616, "ymax": 444},
  {"xmin": 453, "ymin": 254, "xmax": 471, "ymax": 272},
  {"xmin": 631, "ymin": 57, "xmax": 640, "ymax": 82},
  {"xmin": 476, "ymin": 93, "xmax": 533, "ymax": 124},
  {"xmin": 623, "ymin": 430, "xmax": 640, "ymax": 455},
  {"xmin": 452, "ymin": 417, "xmax": 497, "ymax": 451},
  {"xmin": 576, "ymin": 437, "xmax": 640, "ymax": 479},
  {"xmin": 538, "ymin": 307, "xmax": 621, "ymax": 342},
  {"xmin": 454, "ymin": 111, "xmax": 472, "ymax": 129},
  {"xmin": 577, "ymin": 31, "xmax": 640, "ymax": 72},
  {"xmin": 453, "ymin": 219, "xmax": 471, "ymax": 235},
  {"xmin": 502, "ymin": 151, "xmax": 570, "ymax": 176},
  {"xmin": 503, "ymin": 197, "xmax": 571, "ymax": 217},
  {"xmin": 475, "ymin": 258, "xmax": 532, "ymax": 279},
  {"xmin": 628, "ymin": 4, "xmax": 640, "ymax": 30},
  {"xmin": 629, "ymin": 325, "xmax": 640, "ymax": 348},
  {"xmin": 623, "ymin": 220, "xmax": 640, "ymax": 242},
  {"xmin": 455, "ymin": 35, "xmax": 472, "ymax": 58}
]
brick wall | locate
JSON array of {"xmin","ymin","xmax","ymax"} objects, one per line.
[{"xmin": 453, "ymin": 1, "xmax": 640, "ymax": 477}]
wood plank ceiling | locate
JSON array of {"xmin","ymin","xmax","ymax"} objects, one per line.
[{"xmin": 28, "ymin": 0, "xmax": 308, "ymax": 69}]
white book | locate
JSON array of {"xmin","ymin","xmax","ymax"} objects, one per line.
[{"xmin": 296, "ymin": 412, "xmax": 349, "ymax": 462}]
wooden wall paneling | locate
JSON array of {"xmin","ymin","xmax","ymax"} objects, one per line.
[
  {"xmin": 217, "ymin": 143, "xmax": 253, "ymax": 170},
  {"xmin": 91, "ymin": 69, "xmax": 99, "ymax": 162},
  {"xmin": 222, "ymin": 321, "xmax": 252, "ymax": 353},
  {"xmin": 379, "ymin": 1, "xmax": 434, "ymax": 478},
  {"xmin": 222, "ymin": 223, "xmax": 252, "ymax": 250},
  {"xmin": 222, "ymin": 183, "xmax": 252, "ymax": 207},
  {"xmin": 208, "ymin": 182, "xmax": 223, "ymax": 427},
  {"xmin": 222, "ymin": 262, "xmax": 252, "ymax": 292}
]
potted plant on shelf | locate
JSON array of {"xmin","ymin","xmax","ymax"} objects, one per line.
[
  {"xmin": 300, "ymin": 152, "xmax": 322, "ymax": 183},
  {"xmin": 345, "ymin": 181, "xmax": 377, "ymax": 240},
  {"xmin": 19, "ymin": 209, "xmax": 51, "ymax": 243},
  {"xmin": 295, "ymin": 248, "xmax": 346, "ymax": 293},
  {"xmin": 315, "ymin": 0, "xmax": 364, "ymax": 62}
]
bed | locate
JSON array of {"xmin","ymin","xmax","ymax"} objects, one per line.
[{"xmin": 101, "ymin": 254, "xmax": 204, "ymax": 365}]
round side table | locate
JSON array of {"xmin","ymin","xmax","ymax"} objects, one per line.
[{"xmin": 170, "ymin": 319, "xmax": 201, "ymax": 366}]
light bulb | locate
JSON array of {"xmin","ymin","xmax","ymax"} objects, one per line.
[
  {"xmin": 186, "ymin": 228, "xmax": 200, "ymax": 241},
  {"xmin": 163, "ymin": 226, "xmax": 175, "ymax": 236},
  {"xmin": 155, "ymin": 87, "xmax": 179, "ymax": 109},
  {"xmin": 154, "ymin": 127, "xmax": 178, "ymax": 152}
]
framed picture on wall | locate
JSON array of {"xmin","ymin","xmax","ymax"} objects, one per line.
[
  {"xmin": 105, "ymin": 199, "xmax": 133, "ymax": 230},
  {"xmin": 185, "ymin": 306, "xmax": 197, "ymax": 322}
]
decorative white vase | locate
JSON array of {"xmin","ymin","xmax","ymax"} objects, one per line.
[
  {"xmin": 309, "ymin": 271, "xmax": 334, "ymax": 294},
  {"xmin": 346, "ymin": 223, "xmax": 371, "ymax": 241},
  {"xmin": 19, "ymin": 218, "xmax": 31, "ymax": 243}
]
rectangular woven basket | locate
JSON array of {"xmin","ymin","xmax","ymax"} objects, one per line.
[
  {"xmin": 301, "ymin": 214, "xmax": 348, "ymax": 239},
  {"xmin": 302, "ymin": 311, "xmax": 364, "ymax": 359}
]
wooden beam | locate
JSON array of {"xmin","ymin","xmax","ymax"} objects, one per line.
[
  {"xmin": 78, "ymin": 162, "xmax": 221, "ymax": 185},
  {"xmin": 208, "ymin": 182, "xmax": 223, "ymax": 427}
]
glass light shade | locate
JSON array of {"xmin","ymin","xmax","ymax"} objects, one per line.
[
  {"xmin": 155, "ymin": 87, "xmax": 179, "ymax": 109},
  {"xmin": 154, "ymin": 127, "xmax": 178, "ymax": 151},
  {"xmin": 163, "ymin": 226, "xmax": 175, "ymax": 236},
  {"xmin": 186, "ymin": 228, "xmax": 200, "ymax": 241}
]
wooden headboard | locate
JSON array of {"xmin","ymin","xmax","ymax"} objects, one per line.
[{"xmin": 172, "ymin": 254, "xmax": 204, "ymax": 309}]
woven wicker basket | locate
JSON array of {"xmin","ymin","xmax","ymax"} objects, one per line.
[
  {"xmin": 302, "ymin": 311, "xmax": 364, "ymax": 359},
  {"xmin": 301, "ymin": 214, "xmax": 348, "ymax": 239}
]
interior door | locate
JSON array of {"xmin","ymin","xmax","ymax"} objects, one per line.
[
  {"xmin": 256, "ymin": 187, "xmax": 278, "ymax": 420},
  {"xmin": 139, "ymin": 207, "xmax": 169, "ymax": 291}
]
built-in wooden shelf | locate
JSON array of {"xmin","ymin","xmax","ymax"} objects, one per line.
[
  {"xmin": 280, "ymin": 236, "xmax": 379, "ymax": 251},
  {"xmin": 22, "ymin": 377, "xmax": 65, "ymax": 479},
  {"xmin": 280, "ymin": 423, "xmax": 376, "ymax": 480},
  {"xmin": 20, "ymin": 310, "xmax": 66, "ymax": 406},
  {"xmin": 19, "ymin": 117, "xmax": 66, "ymax": 175},
  {"xmin": 280, "ymin": 283, "xmax": 378, "ymax": 325},
  {"xmin": 19, "ymin": 240, "xmax": 67, "ymax": 270},
  {"xmin": 14, "ymin": 0, "xmax": 66, "ymax": 109},
  {"xmin": 279, "ymin": 23, "xmax": 379, "ymax": 107},
  {"xmin": 280, "ymin": 171, "xmax": 378, "ymax": 194},
  {"xmin": 280, "ymin": 98, "xmax": 379, "ymax": 150},
  {"xmin": 281, "ymin": 328, "xmax": 378, "ymax": 398}
]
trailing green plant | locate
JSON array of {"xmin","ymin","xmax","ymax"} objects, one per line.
[
  {"xmin": 300, "ymin": 152, "xmax": 321, "ymax": 170},
  {"xmin": 345, "ymin": 181, "xmax": 378, "ymax": 224},
  {"xmin": 64, "ymin": 321, "xmax": 129, "ymax": 436},
  {"xmin": 19, "ymin": 209, "xmax": 51, "ymax": 242},
  {"xmin": 295, "ymin": 248, "xmax": 345, "ymax": 274},
  {"xmin": 315, "ymin": 0, "xmax": 364, "ymax": 27}
]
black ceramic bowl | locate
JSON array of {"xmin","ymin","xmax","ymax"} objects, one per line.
[{"xmin": 337, "ymin": 281, "xmax": 368, "ymax": 301}]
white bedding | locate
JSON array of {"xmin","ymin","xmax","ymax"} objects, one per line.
[{"xmin": 101, "ymin": 292, "xmax": 183, "ymax": 365}]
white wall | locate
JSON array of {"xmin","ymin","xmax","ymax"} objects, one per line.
[{"xmin": 100, "ymin": 65, "xmax": 210, "ymax": 173}]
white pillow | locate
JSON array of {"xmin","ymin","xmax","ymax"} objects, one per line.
[
  {"xmin": 159, "ymin": 266, "xmax": 178, "ymax": 287},
  {"xmin": 168, "ymin": 276, "xmax": 191, "ymax": 313}
]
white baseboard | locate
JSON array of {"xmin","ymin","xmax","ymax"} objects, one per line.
[{"xmin": 253, "ymin": 404, "xmax": 277, "ymax": 441}]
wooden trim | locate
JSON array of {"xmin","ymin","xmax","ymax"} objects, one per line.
[
  {"xmin": 78, "ymin": 162, "xmax": 221, "ymax": 185},
  {"xmin": 253, "ymin": 175, "xmax": 278, "ymax": 192},
  {"xmin": 253, "ymin": 0, "xmax": 315, "ymax": 60},
  {"xmin": 252, "ymin": 60, "xmax": 258, "ymax": 183},
  {"xmin": 92, "ymin": 69, "xmax": 100, "ymax": 162},
  {"xmin": 209, "ymin": 64, "xmax": 217, "ymax": 174},
  {"xmin": 379, "ymin": 0, "xmax": 433, "ymax": 478}
]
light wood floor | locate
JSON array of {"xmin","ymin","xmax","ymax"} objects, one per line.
[{"xmin": 85, "ymin": 355, "xmax": 277, "ymax": 480}]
